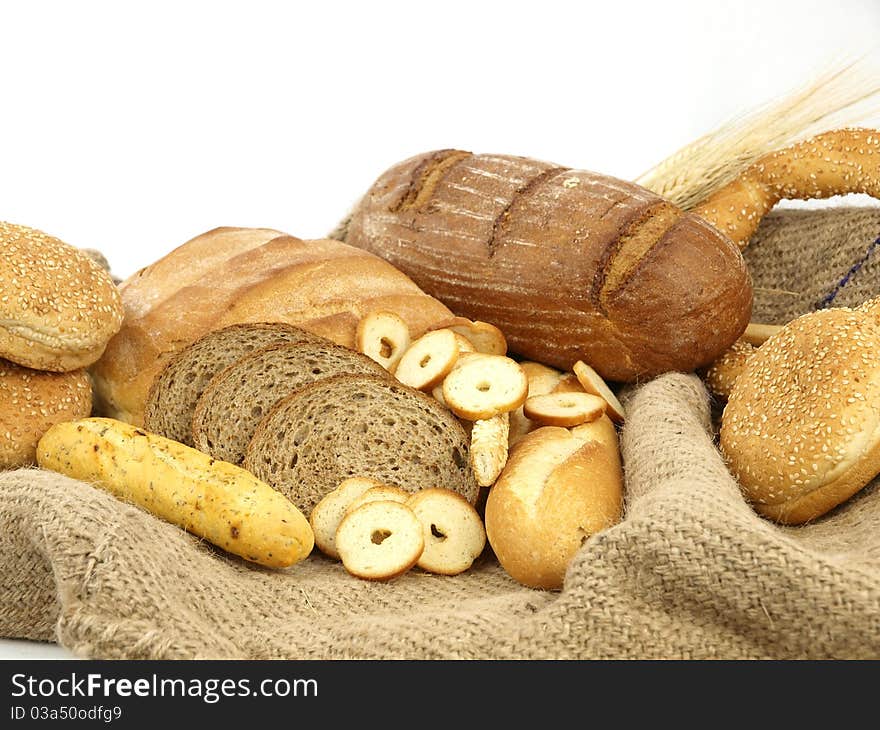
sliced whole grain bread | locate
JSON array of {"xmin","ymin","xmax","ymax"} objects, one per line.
[
  {"xmin": 143, "ymin": 322, "xmax": 327, "ymax": 446},
  {"xmin": 243, "ymin": 374, "xmax": 478, "ymax": 515},
  {"xmin": 191, "ymin": 341, "xmax": 390, "ymax": 465}
]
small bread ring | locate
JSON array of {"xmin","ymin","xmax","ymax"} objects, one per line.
[
  {"xmin": 345, "ymin": 484, "xmax": 411, "ymax": 515},
  {"xmin": 394, "ymin": 329, "xmax": 459, "ymax": 390},
  {"xmin": 442, "ymin": 354, "xmax": 528, "ymax": 421},
  {"xmin": 309, "ymin": 476, "xmax": 387, "ymax": 560},
  {"xmin": 406, "ymin": 488, "xmax": 486, "ymax": 575},
  {"xmin": 356, "ymin": 311, "xmax": 411, "ymax": 372},
  {"xmin": 430, "ymin": 316, "xmax": 507, "ymax": 355},
  {"xmin": 336, "ymin": 500, "xmax": 424, "ymax": 581},
  {"xmin": 523, "ymin": 392, "xmax": 606, "ymax": 427},
  {"xmin": 572, "ymin": 361, "xmax": 626, "ymax": 424}
]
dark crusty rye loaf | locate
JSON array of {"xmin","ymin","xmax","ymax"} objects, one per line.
[
  {"xmin": 342, "ymin": 149, "xmax": 752, "ymax": 382},
  {"xmin": 243, "ymin": 374, "xmax": 478, "ymax": 515},
  {"xmin": 191, "ymin": 341, "xmax": 390, "ymax": 465},
  {"xmin": 143, "ymin": 323, "xmax": 328, "ymax": 446}
]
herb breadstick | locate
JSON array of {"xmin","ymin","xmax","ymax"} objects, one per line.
[{"xmin": 36, "ymin": 417, "xmax": 314, "ymax": 569}]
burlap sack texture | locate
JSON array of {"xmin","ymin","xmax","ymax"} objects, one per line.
[{"xmin": 1, "ymin": 207, "xmax": 879, "ymax": 660}]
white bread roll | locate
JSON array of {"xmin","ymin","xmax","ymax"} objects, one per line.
[
  {"xmin": 90, "ymin": 227, "xmax": 453, "ymax": 426},
  {"xmin": 484, "ymin": 415, "xmax": 623, "ymax": 590}
]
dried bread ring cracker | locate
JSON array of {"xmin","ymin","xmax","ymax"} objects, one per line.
[
  {"xmin": 356, "ymin": 311, "xmax": 411, "ymax": 372},
  {"xmin": 336, "ymin": 500, "xmax": 424, "ymax": 581},
  {"xmin": 442, "ymin": 355, "xmax": 528, "ymax": 421},
  {"xmin": 430, "ymin": 316, "xmax": 507, "ymax": 355},
  {"xmin": 345, "ymin": 484, "xmax": 410, "ymax": 515},
  {"xmin": 310, "ymin": 476, "xmax": 387, "ymax": 559},
  {"xmin": 406, "ymin": 488, "xmax": 486, "ymax": 575},
  {"xmin": 551, "ymin": 373, "xmax": 586, "ymax": 394},
  {"xmin": 523, "ymin": 392, "xmax": 606, "ymax": 427},
  {"xmin": 394, "ymin": 329, "xmax": 459, "ymax": 390},
  {"xmin": 452, "ymin": 332, "xmax": 476, "ymax": 354},
  {"xmin": 572, "ymin": 360, "xmax": 625, "ymax": 424},
  {"xmin": 509, "ymin": 362, "xmax": 564, "ymax": 447}
]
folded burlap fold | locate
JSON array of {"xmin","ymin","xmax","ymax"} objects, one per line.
[
  {"xmin": 1, "ymin": 208, "xmax": 878, "ymax": 659},
  {"xmin": 2, "ymin": 367, "xmax": 878, "ymax": 659}
]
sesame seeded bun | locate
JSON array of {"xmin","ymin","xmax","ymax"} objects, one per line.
[
  {"xmin": 0, "ymin": 221, "xmax": 124, "ymax": 372},
  {"xmin": 0, "ymin": 359, "xmax": 93, "ymax": 469},
  {"xmin": 720, "ymin": 306, "xmax": 880, "ymax": 524},
  {"xmin": 858, "ymin": 295, "xmax": 880, "ymax": 326},
  {"xmin": 702, "ymin": 339, "xmax": 756, "ymax": 402}
]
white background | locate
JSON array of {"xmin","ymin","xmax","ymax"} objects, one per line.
[{"xmin": 1, "ymin": 1, "xmax": 878, "ymax": 659}]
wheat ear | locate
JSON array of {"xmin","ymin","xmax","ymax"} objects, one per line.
[{"xmin": 635, "ymin": 56, "xmax": 880, "ymax": 210}]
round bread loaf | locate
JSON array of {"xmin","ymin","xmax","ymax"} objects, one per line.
[
  {"xmin": 0, "ymin": 221, "xmax": 124, "ymax": 372},
  {"xmin": 89, "ymin": 227, "xmax": 454, "ymax": 426},
  {"xmin": 720, "ymin": 305, "xmax": 880, "ymax": 525},
  {"xmin": 0, "ymin": 359, "xmax": 92, "ymax": 469}
]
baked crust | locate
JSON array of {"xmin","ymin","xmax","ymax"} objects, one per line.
[
  {"xmin": 90, "ymin": 227, "xmax": 453, "ymax": 425},
  {"xmin": 0, "ymin": 360, "xmax": 92, "ymax": 468},
  {"xmin": 0, "ymin": 222, "xmax": 123, "ymax": 372},
  {"xmin": 720, "ymin": 306, "xmax": 880, "ymax": 524},
  {"xmin": 345, "ymin": 151, "xmax": 752, "ymax": 382}
]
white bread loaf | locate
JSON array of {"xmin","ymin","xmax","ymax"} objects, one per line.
[
  {"xmin": 89, "ymin": 227, "xmax": 454, "ymax": 426},
  {"xmin": 485, "ymin": 415, "xmax": 623, "ymax": 590}
]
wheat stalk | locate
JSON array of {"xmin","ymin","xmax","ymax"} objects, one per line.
[{"xmin": 635, "ymin": 55, "xmax": 880, "ymax": 211}]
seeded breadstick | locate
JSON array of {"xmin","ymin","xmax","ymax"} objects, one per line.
[{"xmin": 694, "ymin": 129, "xmax": 880, "ymax": 248}]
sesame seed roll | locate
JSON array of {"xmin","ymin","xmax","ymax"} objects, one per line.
[
  {"xmin": 720, "ymin": 305, "xmax": 880, "ymax": 524},
  {"xmin": 0, "ymin": 221, "xmax": 124, "ymax": 372},
  {"xmin": 0, "ymin": 359, "xmax": 92, "ymax": 469}
]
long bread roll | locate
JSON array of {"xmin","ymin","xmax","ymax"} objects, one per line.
[
  {"xmin": 342, "ymin": 150, "xmax": 752, "ymax": 382},
  {"xmin": 485, "ymin": 415, "xmax": 623, "ymax": 590},
  {"xmin": 36, "ymin": 417, "xmax": 314, "ymax": 568},
  {"xmin": 90, "ymin": 227, "xmax": 453, "ymax": 425}
]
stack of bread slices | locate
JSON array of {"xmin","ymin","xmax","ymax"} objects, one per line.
[{"xmin": 142, "ymin": 305, "xmax": 627, "ymax": 586}]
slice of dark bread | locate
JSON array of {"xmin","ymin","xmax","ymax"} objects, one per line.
[
  {"xmin": 243, "ymin": 374, "xmax": 478, "ymax": 516},
  {"xmin": 191, "ymin": 341, "xmax": 390, "ymax": 465},
  {"xmin": 143, "ymin": 322, "xmax": 327, "ymax": 446}
]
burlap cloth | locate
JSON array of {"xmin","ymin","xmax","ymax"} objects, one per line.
[{"xmin": 2, "ymin": 208, "xmax": 879, "ymax": 660}]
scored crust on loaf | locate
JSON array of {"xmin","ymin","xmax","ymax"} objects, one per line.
[
  {"xmin": 192, "ymin": 340, "xmax": 390, "ymax": 465},
  {"xmin": 344, "ymin": 150, "xmax": 752, "ymax": 382},
  {"xmin": 143, "ymin": 323, "xmax": 327, "ymax": 446},
  {"xmin": 0, "ymin": 359, "xmax": 93, "ymax": 468},
  {"xmin": 243, "ymin": 374, "xmax": 478, "ymax": 516},
  {"xmin": 0, "ymin": 221, "xmax": 124, "ymax": 372}
]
